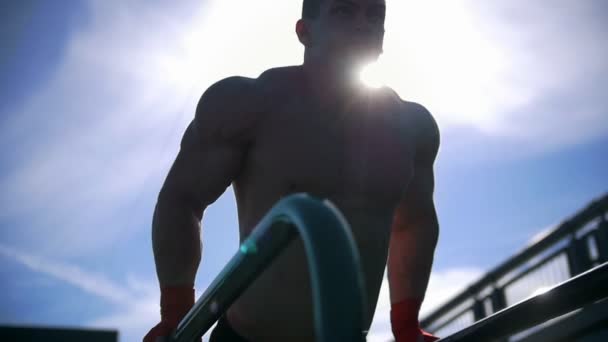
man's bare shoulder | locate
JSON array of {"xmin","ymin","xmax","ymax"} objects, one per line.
[
  {"xmin": 192, "ymin": 76, "xmax": 263, "ymax": 144},
  {"xmin": 193, "ymin": 67, "xmax": 301, "ymax": 143},
  {"xmin": 382, "ymin": 87, "xmax": 440, "ymax": 158},
  {"xmin": 201, "ymin": 67, "xmax": 297, "ymax": 104},
  {"xmin": 256, "ymin": 65, "xmax": 303, "ymax": 94},
  {"xmin": 404, "ymin": 101, "xmax": 439, "ymax": 138},
  {"xmin": 199, "ymin": 76, "xmax": 258, "ymax": 109}
]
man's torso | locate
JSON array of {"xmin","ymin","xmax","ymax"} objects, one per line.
[{"xmin": 218, "ymin": 66, "xmax": 420, "ymax": 341}]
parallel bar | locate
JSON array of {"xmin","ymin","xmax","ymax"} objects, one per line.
[
  {"xmin": 421, "ymin": 194, "xmax": 608, "ymax": 328},
  {"xmin": 169, "ymin": 193, "xmax": 367, "ymax": 342},
  {"xmin": 500, "ymin": 248, "xmax": 567, "ymax": 290},
  {"xmin": 429, "ymin": 303, "xmax": 475, "ymax": 333},
  {"xmin": 438, "ymin": 261, "xmax": 608, "ymax": 342}
]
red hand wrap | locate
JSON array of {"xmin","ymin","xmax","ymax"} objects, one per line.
[
  {"xmin": 391, "ymin": 297, "xmax": 439, "ymax": 342},
  {"xmin": 144, "ymin": 286, "xmax": 195, "ymax": 342},
  {"xmin": 160, "ymin": 286, "xmax": 195, "ymax": 326}
]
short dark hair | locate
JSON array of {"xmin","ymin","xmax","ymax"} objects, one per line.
[{"xmin": 302, "ymin": 0, "xmax": 322, "ymax": 19}]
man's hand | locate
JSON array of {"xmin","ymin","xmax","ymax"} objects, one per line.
[
  {"xmin": 420, "ymin": 329, "xmax": 440, "ymax": 342},
  {"xmin": 144, "ymin": 321, "xmax": 173, "ymax": 342},
  {"xmin": 143, "ymin": 286, "xmax": 200, "ymax": 342},
  {"xmin": 391, "ymin": 297, "xmax": 440, "ymax": 342}
]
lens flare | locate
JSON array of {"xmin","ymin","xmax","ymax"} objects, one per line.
[{"xmin": 359, "ymin": 62, "xmax": 385, "ymax": 88}]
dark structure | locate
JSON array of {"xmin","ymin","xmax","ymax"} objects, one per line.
[
  {"xmin": 421, "ymin": 193, "xmax": 608, "ymax": 341},
  {"xmin": 0, "ymin": 325, "xmax": 118, "ymax": 342}
]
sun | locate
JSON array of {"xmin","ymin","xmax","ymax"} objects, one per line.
[
  {"xmin": 359, "ymin": 61, "xmax": 387, "ymax": 88},
  {"xmin": 356, "ymin": 0, "xmax": 508, "ymax": 128}
]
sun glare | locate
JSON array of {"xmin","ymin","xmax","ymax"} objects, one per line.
[
  {"xmin": 158, "ymin": 0, "xmax": 509, "ymax": 131},
  {"xmin": 530, "ymin": 286, "xmax": 551, "ymax": 298},
  {"xmin": 360, "ymin": 61, "xmax": 386, "ymax": 88}
]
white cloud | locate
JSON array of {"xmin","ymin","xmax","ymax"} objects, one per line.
[
  {"xmin": 377, "ymin": 0, "xmax": 608, "ymax": 150},
  {"xmin": 0, "ymin": 244, "xmax": 132, "ymax": 304},
  {"xmin": 0, "ymin": 0, "xmax": 216, "ymax": 255},
  {"xmin": 0, "ymin": 0, "xmax": 306, "ymax": 258},
  {"xmin": 0, "ymin": 244, "xmax": 155, "ymax": 337},
  {"xmin": 0, "ymin": 243, "xmax": 216, "ymax": 342},
  {"xmin": 367, "ymin": 266, "xmax": 484, "ymax": 341},
  {"xmin": 526, "ymin": 223, "xmax": 558, "ymax": 247}
]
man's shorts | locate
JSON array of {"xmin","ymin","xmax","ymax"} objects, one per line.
[
  {"xmin": 209, "ymin": 314, "xmax": 251, "ymax": 342},
  {"xmin": 208, "ymin": 314, "xmax": 369, "ymax": 341}
]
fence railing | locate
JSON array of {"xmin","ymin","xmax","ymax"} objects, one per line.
[
  {"xmin": 168, "ymin": 193, "xmax": 368, "ymax": 342},
  {"xmin": 437, "ymin": 261, "xmax": 608, "ymax": 341},
  {"xmin": 421, "ymin": 193, "xmax": 608, "ymax": 340}
]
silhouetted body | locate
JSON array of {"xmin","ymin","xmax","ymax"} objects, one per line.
[{"xmin": 152, "ymin": 1, "xmax": 440, "ymax": 341}]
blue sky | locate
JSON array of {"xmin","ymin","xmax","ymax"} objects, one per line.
[{"xmin": 0, "ymin": 1, "xmax": 606, "ymax": 341}]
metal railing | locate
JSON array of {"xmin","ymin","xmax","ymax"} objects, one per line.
[
  {"xmin": 437, "ymin": 261, "xmax": 608, "ymax": 341},
  {"xmin": 168, "ymin": 193, "xmax": 368, "ymax": 342},
  {"xmin": 422, "ymin": 193, "xmax": 608, "ymax": 340}
]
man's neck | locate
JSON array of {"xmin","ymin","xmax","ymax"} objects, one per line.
[{"xmin": 301, "ymin": 60, "xmax": 367, "ymax": 110}]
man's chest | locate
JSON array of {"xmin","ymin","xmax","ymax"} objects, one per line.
[{"xmin": 247, "ymin": 101, "xmax": 416, "ymax": 205}]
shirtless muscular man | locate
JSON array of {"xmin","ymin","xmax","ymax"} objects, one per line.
[{"xmin": 144, "ymin": 1, "xmax": 440, "ymax": 341}]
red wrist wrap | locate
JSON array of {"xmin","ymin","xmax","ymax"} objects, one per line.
[
  {"xmin": 391, "ymin": 297, "xmax": 423, "ymax": 341},
  {"xmin": 160, "ymin": 286, "xmax": 195, "ymax": 326}
]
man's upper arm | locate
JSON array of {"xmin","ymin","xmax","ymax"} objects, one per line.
[
  {"xmin": 158, "ymin": 77, "xmax": 259, "ymax": 217},
  {"xmin": 392, "ymin": 103, "xmax": 440, "ymax": 232}
]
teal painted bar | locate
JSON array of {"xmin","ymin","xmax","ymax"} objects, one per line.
[{"xmin": 169, "ymin": 193, "xmax": 367, "ymax": 342}]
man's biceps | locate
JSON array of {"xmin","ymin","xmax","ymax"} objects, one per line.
[
  {"xmin": 400, "ymin": 175, "xmax": 434, "ymax": 216},
  {"xmin": 406, "ymin": 167, "xmax": 434, "ymax": 196},
  {"xmin": 160, "ymin": 149, "xmax": 206, "ymax": 195}
]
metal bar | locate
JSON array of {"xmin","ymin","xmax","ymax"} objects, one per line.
[
  {"xmin": 472, "ymin": 299, "xmax": 486, "ymax": 321},
  {"xmin": 421, "ymin": 193, "xmax": 608, "ymax": 328},
  {"xmin": 596, "ymin": 219, "xmax": 608, "ymax": 263},
  {"xmin": 489, "ymin": 287, "xmax": 507, "ymax": 314},
  {"xmin": 168, "ymin": 193, "xmax": 367, "ymax": 342},
  {"xmin": 428, "ymin": 305, "xmax": 475, "ymax": 333},
  {"xmin": 500, "ymin": 248, "xmax": 567, "ymax": 290},
  {"xmin": 430, "ymin": 248, "xmax": 568, "ymax": 332},
  {"xmin": 437, "ymin": 261, "xmax": 608, "ymax": 342},
  {"xmin": 567, "ymin": 234, "xmax": 592, "ymax": 276}
]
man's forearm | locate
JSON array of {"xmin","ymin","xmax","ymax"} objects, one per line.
[
  {"xmin": 152, "ymin": 197, "xmax": 203, "ymax": 287},
  {"xmin": 387, "ymin": 223, "xmax": 438, "ymax": 304}
]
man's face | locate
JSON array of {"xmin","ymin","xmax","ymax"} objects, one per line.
[{"xmin": 306, "ymin": 0, "xmax": 386, "ymax": 69}]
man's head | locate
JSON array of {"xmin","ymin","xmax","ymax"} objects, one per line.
[{"xmin": 297, "ymin": 0, "xmax": 386, "ymax": 71}]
